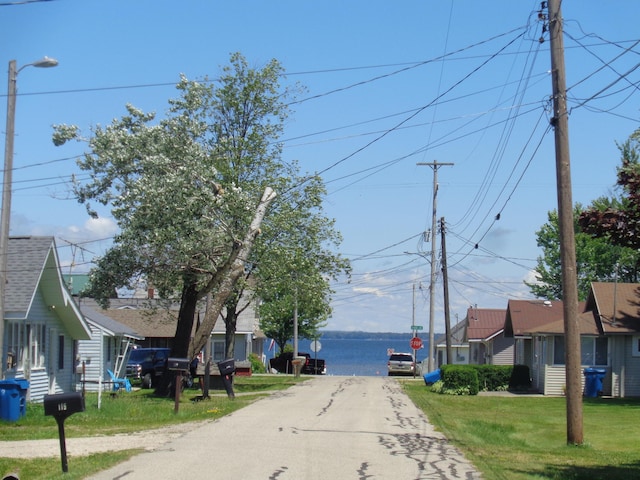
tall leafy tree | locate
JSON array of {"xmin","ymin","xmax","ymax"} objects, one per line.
[
  {"xmin": 526, "ymin": 206, "xmax": 639, "ymax": 301},
  {"xmin": 52, "ymin": 54, "xmax": 294, "ymax": 383}
]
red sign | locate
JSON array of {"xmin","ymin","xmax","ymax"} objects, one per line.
[{"xmin": 410, "ymin": 337, "xmax": 423, "ymax": 350}]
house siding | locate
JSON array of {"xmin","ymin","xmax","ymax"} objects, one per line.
[
  {"xmin": 77, "ymin": 325, "xmax": 108, "ymax": 393},
  {"xmin": 620, "ymin": 336, "xmax": 640, "ymax": 397},
  {"xmin": 9, "ymin": 293, "xmax": 80, "ymax": 403},
  {"xmin": 491, "ymin": 335, "xmax": 514, "ymax": 365}
]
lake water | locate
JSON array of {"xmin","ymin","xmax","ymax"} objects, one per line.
[{"xmin": 266, "ymin": 334, "xmax": 429, "ymax": 377}]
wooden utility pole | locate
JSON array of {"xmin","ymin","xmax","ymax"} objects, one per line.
[
  {"xmin": 417, "ymin": 161, "xmax": 453, "ymax": 373},
  {"xmin": 440, "ymin": 217, "xmax": 452, "ymax": 365},
  {"xmin": 547, "ymin": 0, "xmax": 583, "ymax": 445}
]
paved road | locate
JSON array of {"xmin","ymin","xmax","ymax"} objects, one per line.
[{"xmin": 85, "ymin": 376, "xmax": 481, "ymax": 479}]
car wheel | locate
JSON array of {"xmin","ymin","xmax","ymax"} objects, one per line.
[{"xmin": 142, "ymin": 373, "xmax": 153, "ymax": 389}]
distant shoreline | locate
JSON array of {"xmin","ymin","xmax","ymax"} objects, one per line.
[{"xmin": 316, "ymin": 330, "xmax": 441, "ymax": 340}]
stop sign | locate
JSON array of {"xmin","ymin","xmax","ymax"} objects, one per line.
[{"xmin": 410, "ymin": 337, "xmax": 423, "ymax": 350}]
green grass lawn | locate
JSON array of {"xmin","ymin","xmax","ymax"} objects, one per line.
[
  {"xmin": 0, "ymin": 375, "xmax": 305, "ymax": 479},
  {"xmin": 401, "ymin": 379, "xmax": 640, "ymax": 480}
]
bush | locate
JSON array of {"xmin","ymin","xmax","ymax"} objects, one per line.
[
  {"xmin": 474, "ymin": 365, "xmax": 512, "ymax": 391},
  {"xmin": 248, "ymin": 353, "xmax": 266, "ymax": 374},
  {"xmin": 441, "ymin": 365, "xmax": 479, "ymax": 395}
]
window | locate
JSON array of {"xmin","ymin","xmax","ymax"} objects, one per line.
[
  {"xmin": 632, "ymin": 336, "xmax": 640, "ymax": 357},
  {"xmin": 58, "ymin": 335, "xmax": 65, "ymax": 370},
  {"xmin": 553, "ymin": 336, "xmax": 565, "ymax": 365},
  {"xmin": 212, "ymin": 340, "xmax": 225, "ymax": 362},
  {"xmin": 5, "ymin": 322, "xmax": 46, "ymax": 370},
  {"xmin": 553, "ymin": 336, "xmax": 608, "ymax": 366}
]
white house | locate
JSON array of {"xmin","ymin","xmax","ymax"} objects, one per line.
[{"xmin": 2, "ymin": 237, "xmax": 91, "ymax": 402}]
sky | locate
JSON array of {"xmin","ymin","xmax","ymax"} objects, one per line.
[{"xmin": 1, "ymin": 1, "xmax": 640, "ymax": 336}]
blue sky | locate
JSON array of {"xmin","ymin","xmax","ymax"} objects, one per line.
[{"xmin": 2, "ymin": 1, "xmax": 639, "ymax": 334}]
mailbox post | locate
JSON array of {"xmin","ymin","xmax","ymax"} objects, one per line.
[
  {"xmin": 43, "ymin": 392, "xmax": 85, "ymax": 473},
  {"xmin": 167, "ymin": 357, "xmax": 190, "ymax": 413}
]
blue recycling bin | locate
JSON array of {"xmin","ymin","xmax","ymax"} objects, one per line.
[
  {"xmin": 423, "ymin": 369, "xmax": 441, "ymax": 385},
  {"xmin": 583, "ymin": 368, "xmax": 606, "ymax": 397},
  {"xmin": 0, "ymin": 379, "xmax": 29, "ymax": 422}
]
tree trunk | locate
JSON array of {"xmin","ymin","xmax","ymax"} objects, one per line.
[{"xmin": 189, "ymin": 187, "xmax": 277, "ymax": 359}]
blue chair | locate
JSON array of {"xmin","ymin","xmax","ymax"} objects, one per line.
[{"xmin": 107, "ymin": 369, "xmax": 132, "ymax": 392}]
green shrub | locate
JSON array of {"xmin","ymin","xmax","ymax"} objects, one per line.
[
  {"xmin": 441, "ymin": 365, "xmax": 479, "ymax": 395},
  {"xmin": 474, "ymin": 365, "xmax": 512, "ymax": 391},
  {"xmin": 248, "ymin": 353, "xmax": 266, "ymax": 374}
]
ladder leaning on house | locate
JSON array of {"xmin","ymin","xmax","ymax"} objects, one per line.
[{"xmin": 113, "ymin": 337, "xmax": 134, "ymax": 378}]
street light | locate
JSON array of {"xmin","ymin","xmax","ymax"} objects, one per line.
[{"xmin": 0, "ymin": 56, "xmax": 58, "ymax": 378}]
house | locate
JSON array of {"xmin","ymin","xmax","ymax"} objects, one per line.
[
  {"xmin": 504, "ymin": 297, "xmax": 611, "ymax": 396},
  {"xmin": 434, "ymin": 317, "xmax": 469, "ymax": 367},
  {"xmin": 465, "ymin": 307, "xmax": 512, "ymax": 365},
  {"xmin": 77, "ymin": 304, "xmax": 144, "ymax": 391},
  {"xmin": 585, "ymin": 282, "xmax": 640, "ymax": 397},
  {"xmin": 77, "ymin": 293, "xmax": 265, "ymax": 365},
  {"xmin": 2, "ymin": 236, "xmax": 91, "ymax": 402}
]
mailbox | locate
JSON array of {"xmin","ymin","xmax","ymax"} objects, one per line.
[
  {"xmin": 44, "ymin": 392, "xmax": 85, "ymax": 420},
  {"xmin": 217, "ymin": 359, "xmax": 235, "ymax": 376},
  {"xmin": 43, "ymin": 392, "xmax": 85, "ymax": 473},
  {"xmin": 167, "ymin": 357, "xmax": 190, "ymax": 371}
]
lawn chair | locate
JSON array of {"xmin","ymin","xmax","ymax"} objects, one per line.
[{"xmin": 107, "ymin": 369, "xmax": 132, "ymax": 392}]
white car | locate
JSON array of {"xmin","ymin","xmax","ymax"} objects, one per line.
[{"xmin": 387, "ymin": 352, "xmax": 415, "ymax": 376}]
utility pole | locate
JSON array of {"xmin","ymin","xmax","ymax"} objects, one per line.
[
  {"xmin": 440, "ymin": 217, "xmax": 452, "ymax": 365},
  {"xmin": 546, "ymin": 0, "xmax": 583, "ymax": 445},
  {"xmin": 417, "ymin": 161, "xmax": 453, "ymax": 373}
]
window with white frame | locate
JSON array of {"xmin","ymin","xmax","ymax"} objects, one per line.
[
  {"xmin": 5, "ymin": 322, "xmax": 47, "ymax": 370},
  {"xmin": 553, "ymin": 336, "xmax": 608, "ymax": 366}
]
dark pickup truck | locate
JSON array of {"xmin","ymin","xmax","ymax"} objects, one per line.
[{"xmin": 269, "ymin": 352, "xmax": 326, "ymax": 375}]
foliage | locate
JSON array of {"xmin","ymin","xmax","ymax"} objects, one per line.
[
  {"xmin": 526, "ymin": 205, "xmax": 639, "ymax": 301},
  {"xmin": 580, "ymin": 131, "xmax": 640, "ymax": 252},
  {"xmin": 51, "ymin": 53, "xmax": 348, "ymax": 374},
  {"xmin": 473, "ymin": 364, "xmax": 512, "ymax": 391},
  {"xmin": 248, "ymin": 353, "xmax": 266, "ymax": 374},
  {"xmin": 440, "ymin": 364, "xmax": 479, "ymax": 395}
]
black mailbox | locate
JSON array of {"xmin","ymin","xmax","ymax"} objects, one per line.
[
  {"xmin": 43, "ymin": 392, "xmax": 85, "ymax": 473},
  {"xmin": 44, "ymin": 392, "xmax": 85, "ymax": 419},
  {"xmin": 217, "ymin": 359, "xmax": 235, "ymax": 376},
  {"xmin": 167, "ymin": 357, "xmax": 190, "ymax": 371}
]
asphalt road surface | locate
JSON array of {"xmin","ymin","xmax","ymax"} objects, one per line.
[{"xmin": 87, "ymin": 376, "xmax": 481, "ymax": 479}]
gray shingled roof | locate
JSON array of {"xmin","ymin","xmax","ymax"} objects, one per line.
[
  {"xmin": 4, "ymin": 236, "xmax": 91, "ymax": 339},
  {"xmin": 5, "ymin": 236, "xmax": 53, "ymax": 313},
  {"xmin": 79, "ymin": 304, "xmax": 144, "ymax": 340}
]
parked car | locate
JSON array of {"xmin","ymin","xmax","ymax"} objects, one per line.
[
  {"xmin": 270, "ymin": 352, "xmax": 326, "ymax": 375},
  {"xmin": 125, "ymin": 347, "xmax": 171, "ymax": 388},
  {"xmin": 387, "ymin": 352, "xmax": 415, "ymax": 376}
]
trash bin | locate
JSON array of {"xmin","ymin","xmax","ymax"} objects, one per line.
[
  {"xmin": 584, "ymin": 368, "xmax": 606, "ymax": 397},
  {"xmin": 423, "ymin": 369, "xmax": 441, "ymax": 386},
  {"xmin": 0, "ymin": 379, "xmax": 29, "ymax": 422}
]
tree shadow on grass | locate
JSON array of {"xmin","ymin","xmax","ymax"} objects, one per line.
[{"xmin": 539, "ymin": 461, "xmax": 640, "ymax": 480}]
